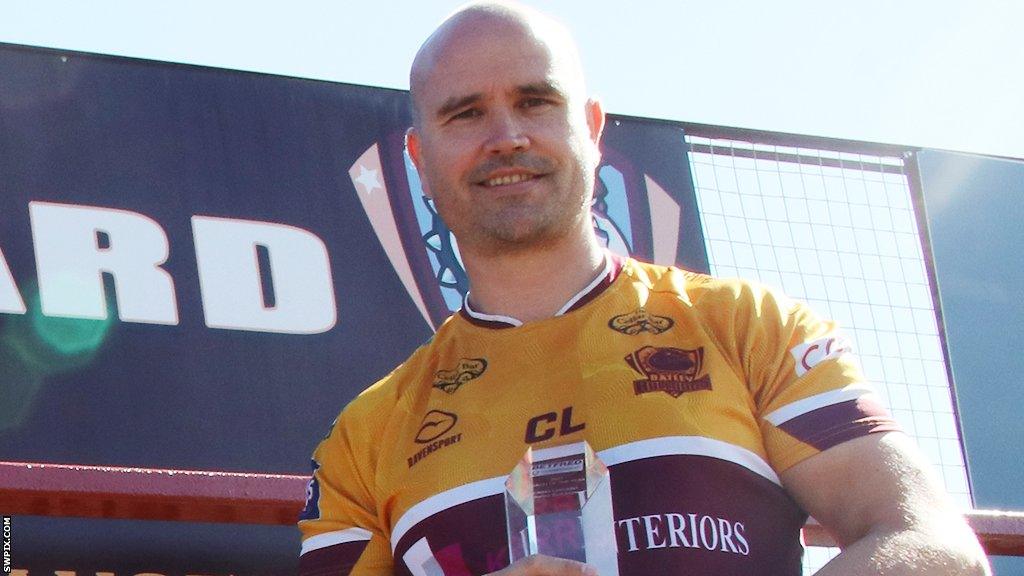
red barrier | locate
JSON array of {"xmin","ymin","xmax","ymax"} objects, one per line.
[
  {"xmin": 802, "ymin": 512, "xmax": 1024, "ymax": 556},
  {"xmin": 2, "ymin": 460, "xmax": 1023, "ymax": 556},
  {"xmin": 0, "ymin": 460, "xmax": 306, "ymax": 525}
]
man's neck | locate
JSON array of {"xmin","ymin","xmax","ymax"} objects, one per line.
[{"xmin": 461, "ymin": 233, "xmax": 606, "ymax": 324}]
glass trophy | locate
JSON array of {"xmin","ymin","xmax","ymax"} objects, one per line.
[{"xmin": 504, "ymin": 441, "xmax": 618, "ymax": 575}]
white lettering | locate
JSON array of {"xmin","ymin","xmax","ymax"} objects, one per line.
[
  {"xmin": 665, "ymin": 513, "xmax": 693, "ymax": 548},
  {"xmin": 642, "ymin": 514, "xmax": 667, "ymax": 549},
  {"xmin": 616, "ymin": 517, "xmax": 643, "ymax": 552},
  {"xmin": 699, "ymin": 515, "xmax": 719, "ymax": 551},
  {"xmin": 734, "ymin": 522, "xmax": 750, "ymax": 555},
  {"xmin": 30, "ymin": 202, "xmax": 178, "ymax": 324},
  {"xmin": 717, "ymin": 517, "xmax": 736, "ymax": 553},
  {"xmin": 0, "ymin": 248, "xmax": 25, "ymax": 314},
  {"xmin": 618, "ymin": 513, "xmax": 751, "ymax": 556},
  {"xmin": 4, "ymin": 517, "xmax": 14, "ymax": 575},
  {"xmin": 192, "ymin": 216, "xmax": 336, "ymax": 334}
]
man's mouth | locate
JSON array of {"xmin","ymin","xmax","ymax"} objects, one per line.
[{"xmin": 481, "ymin": 173, "xmax": 538, "ymax": 187}]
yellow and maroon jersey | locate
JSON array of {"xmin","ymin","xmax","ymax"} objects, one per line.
[{"xmin": 298, "ymin": 255, "xmax": 897, "ymax": 575}]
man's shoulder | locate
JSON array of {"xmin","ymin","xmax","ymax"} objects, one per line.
[
  {"xmin": 341, "ymin": 315, "xmax": 465, "ymax": 415},
  {"xmin": 623, "ymin": 258, "xmax": 770, "ymax": 305}
]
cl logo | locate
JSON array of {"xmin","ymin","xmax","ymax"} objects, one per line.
[{"xmin": 525, "ymin": 406, "xmax": 586, "ymax": 444}]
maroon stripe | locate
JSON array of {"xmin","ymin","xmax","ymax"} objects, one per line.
[
  {"xmin": 393, "ymin": 453, "xmax": 807, "ymax": 575},
  {"xmin": 435, "ymin": 542, "xmax": 475, "ymax": 576},
  {"xmin": 562, "ymin": 253, "xmax": 625, "ymax": 315},
  {"xmin": 777, "ymin": 397, "xmax": 901, "ymax": 452},
  {"xmin": 609, "ymin": 455, "xmax": 804, "ymax": 575},
  {"xmin": 298, "ymin": 540, "xmax": 369, "ymax": 576},
  {"xmin": 394, "ymin": 494, "xmax": 510, "ymax": 575}
]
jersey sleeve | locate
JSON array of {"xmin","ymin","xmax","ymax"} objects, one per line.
[
  {"xmin": 729, "ymin": 281, "xmax": 900, "ymax": 473},
  {"xmin": 298, "ymin": 408, "xmax": 394, "ymax": 576}
]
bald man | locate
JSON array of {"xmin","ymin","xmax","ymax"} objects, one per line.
[{"xmin": 297, "ymin": 3, "xmax": 989, "ymax": 575}]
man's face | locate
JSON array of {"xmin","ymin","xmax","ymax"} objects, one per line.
[{"xmin": 407, "ymin": 20, "xmax": 604, "ymax": 257}]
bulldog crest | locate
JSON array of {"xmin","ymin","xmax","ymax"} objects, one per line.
[{"xmin": 625, "ymin": 346, "xmax": 712, "ymax": 398}]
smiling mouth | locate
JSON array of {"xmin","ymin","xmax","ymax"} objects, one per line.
[{"xmin": 481, "ymin": 173, "xmax": 538, "ymax": 187}]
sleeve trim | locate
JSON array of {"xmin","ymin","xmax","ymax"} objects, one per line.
[
  {"xmin": 795, "ymin": 417, "xmax": 902, "ymax": 453},
  {"xmin": 775, "ymin": 397, "xmax": 900, "ymax": 452},
  {"xmin": 764, "ymin": 383, "xmax": 876, "ymax": 426},
  {"xmin": 301, "ymin": 527, "xmax": 373, "ymax": 555}
]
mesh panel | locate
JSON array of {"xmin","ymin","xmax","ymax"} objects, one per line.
[{"xmin": 685, "ymin": 135, "xmax": 971, "ymax": 573}]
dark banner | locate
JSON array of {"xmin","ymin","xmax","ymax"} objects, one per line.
[{"xmin": 0, "ymin": 43, "xmax": 707, "ymax": 573}]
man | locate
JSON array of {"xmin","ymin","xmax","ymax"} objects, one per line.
[{"xmin": 298, "ymin": 2, "xmax": 990, "ymax": 574}]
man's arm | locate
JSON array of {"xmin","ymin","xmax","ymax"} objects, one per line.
[{"xmin": 781, "ymin": 431, "xmax": 990, "ymax": 575}]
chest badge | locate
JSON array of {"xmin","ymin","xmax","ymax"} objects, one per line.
[
  {"xmin": 608, "ymin": 308, "xmax": 674, "ymax": 335},
  {"xmin": 433, "ymin": 357, "xmax": 488, "ymax": 394},
  {"xmin": 625, "ymin": 346, "xmax": 712, "ymax": 398}
]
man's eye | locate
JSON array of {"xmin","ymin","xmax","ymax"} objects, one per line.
[
  {"xmin": 450, "ymin": 108, "xmax": 481, "ymax": 121},
  {"xmin": 521, "ymin": 97, "xmax": 551, "ymax": 108}
]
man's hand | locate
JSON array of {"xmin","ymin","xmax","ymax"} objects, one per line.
[{"xmin": 486, "ymin": 555, "xmax": 598, "ymax": 576}]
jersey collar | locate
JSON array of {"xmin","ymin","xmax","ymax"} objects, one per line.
[{"xmin": 459, "ymin": 251, "xmax": 625, "ymax": 329}]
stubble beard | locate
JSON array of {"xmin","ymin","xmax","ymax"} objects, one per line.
[{"xmin": 439, "ymin": 155, "xmax": 596, "ymax": 258}]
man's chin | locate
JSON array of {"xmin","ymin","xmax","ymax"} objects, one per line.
[{"xmin": 472, "ymin": 222, "xmax": 572, "ymax": 255}]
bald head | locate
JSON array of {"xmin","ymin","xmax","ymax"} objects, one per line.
[
  {"xmin": 409, "ymin": 1, "xmax": 588, "ymax": 127},
  {"xmin": 402, "ymin": 1, "xmax": 606, "ymax": 259}
]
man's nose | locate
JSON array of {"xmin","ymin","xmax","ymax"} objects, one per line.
[{"xmin": 484, "ymin": 109, "xmax": 530, "ymax": 155}]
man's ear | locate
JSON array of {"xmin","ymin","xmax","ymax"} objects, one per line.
[
  {"xmin": 585, "ymin": 97, "xmax": 606, "ymax": 147},
  {"xmin": 405, "ymin": 127, "xmax": 431, "ymax": 198}
]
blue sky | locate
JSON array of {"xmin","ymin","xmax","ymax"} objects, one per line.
[{"xmin": 2, "ymin": 0, "xmax": 1022, "ymax": 159}]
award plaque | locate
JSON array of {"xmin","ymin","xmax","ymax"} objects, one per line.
[{"xmin": 504, "ymin": 441, "xmax": 618, "ymax": 575}]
